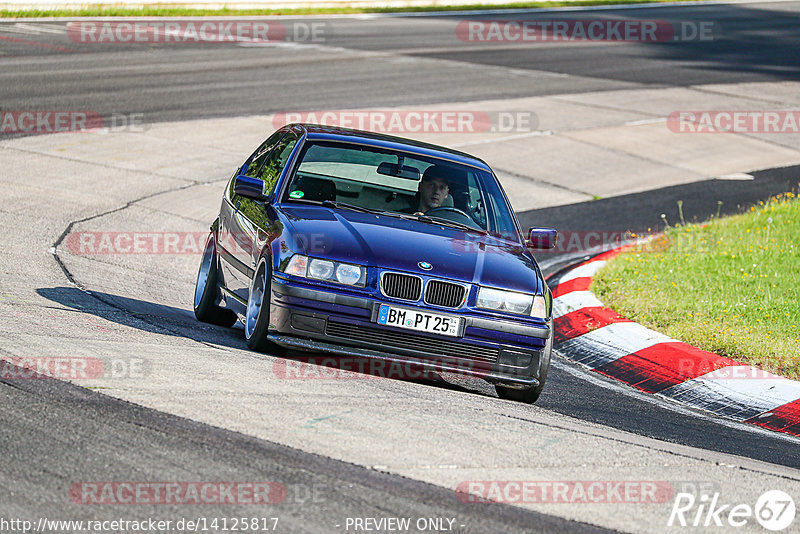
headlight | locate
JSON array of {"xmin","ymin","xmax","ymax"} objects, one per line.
[
  {"xmin": 505, "ymin": 292, "xmax": 533, "ymax": 314},
  {"xmin": 336, "ymin": 263, "xmax": 362, "ymax": 286},
  {"xmin": 308, "ymin": 259, "xmax": 334, "ymax": 280},
  {"xmin": 477, "ymin": 287, "xmax": 547, "ymax": 318},
  {"xmin": 476, "ymin": 287, "xmax": 505, "ymax": 310},
  {"xmin": 283, "ymin": 254, "xmax": 365, "ymax": 287}
]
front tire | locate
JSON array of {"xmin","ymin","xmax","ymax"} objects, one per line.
[
  {"xmin": 496, "ymin": 328, "xmax": 552, "ymax": 404},
  {"xmin": 194, "ymin": 233, "xmax": 237, "ymax": 327},
  {"xmin": 245, "ymin": 258, "xmax": 280, "ymax": 353}
]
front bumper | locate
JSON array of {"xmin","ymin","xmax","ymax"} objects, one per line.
[{"xmin": 268, "ymin": 276, "xmax": 551, "ymax": 387}]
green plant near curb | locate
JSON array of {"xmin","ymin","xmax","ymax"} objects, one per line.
[
  {"xmin": 593, "ymin": 189, "xmax": 800, "ymax": 379},
  {"xmin": 0, "ymin": 0, "xmax": 688, "ymax": 18}
]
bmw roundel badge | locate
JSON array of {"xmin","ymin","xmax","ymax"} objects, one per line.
[{"xmin": 418, "ymin": 261, "xmax": 433, "ymax": 270}]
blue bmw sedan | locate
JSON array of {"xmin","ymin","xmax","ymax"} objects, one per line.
[{"xmin": 194, "ymin": 123, "xmax": 557, "ymax": 403}]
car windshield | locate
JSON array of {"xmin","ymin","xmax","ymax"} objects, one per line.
[{"xmin": 281, "ymin": 140, "xmax": 521, "ymax": 241}]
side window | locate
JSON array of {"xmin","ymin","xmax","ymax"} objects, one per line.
[
  {"xmin": 258, "ymin": 132, "xmax": 299, "ymax": 196},
  {"xmin": 244, "ymin": 131, "xmax": 285, "ymax": 178},
  {"xmin": 229, "ymin": 131, "xmax": 285, "ymax": 201}
]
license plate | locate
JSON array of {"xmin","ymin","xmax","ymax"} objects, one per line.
[{"xmin": 376, "ymin": 304, "xmax": 461, "ymax": 337}]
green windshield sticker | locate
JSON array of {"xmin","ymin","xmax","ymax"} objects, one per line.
[{"xmin": 289, "ymin": 190, "xmax": 304, "ymax": 199}]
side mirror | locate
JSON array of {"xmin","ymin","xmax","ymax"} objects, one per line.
[
  {"xmin": 527, "ymin": 227, "xmax": 557, "ymax": 249},
  {"xmin": 233, "ymin": 175, "xmax": 267, "ymax": 201}
]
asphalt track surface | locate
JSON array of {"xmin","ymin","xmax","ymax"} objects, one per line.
[
  {"xmin": 1, "ymin": 364, "xmax": 609, "ymax": 533},
  {"xmin": 2, "ymin": 3, "xmax": 800, "ymax": 532},
  {"xmin": 1, "ymin": 2, "xmax": 800, "ymax": 126}
]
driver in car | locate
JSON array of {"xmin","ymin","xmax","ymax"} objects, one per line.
[{"xmin": 403, "ymin": 165, "xmax": 450, "ymax": 215}]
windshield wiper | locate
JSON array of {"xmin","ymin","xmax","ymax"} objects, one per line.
[
  {"xmin": 321, "ymin": 201, "xmax": 419, "ymax": 223},
  {"xmin": 320, "ymin": 200, "xmax": 383, "ymax": 215},
  {"xmin": 416, "ymin": 215, "xmax": 488, "ymax": 235}
]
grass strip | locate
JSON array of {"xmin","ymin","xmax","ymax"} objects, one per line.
[
  {"xmin": 593, "ymin": 189, "xmax": 800, "ymax": 380},
  {"xmin": 1, "ymin": 0, "xmax": 691, "ymax": 18}
]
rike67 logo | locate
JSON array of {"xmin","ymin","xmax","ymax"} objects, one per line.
[{"xmin": 668, "ymin": 490, "xmax": 796, "ymax": 531}]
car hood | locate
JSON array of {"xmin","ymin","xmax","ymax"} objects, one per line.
[{"xmin": 279, "ymin": 205, "xmax": 544, "ymax": 294}]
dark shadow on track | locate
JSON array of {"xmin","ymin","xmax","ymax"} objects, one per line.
[
  {"xmin": 538, "ymin": 356, "xmax": 800, "ymax": 469},
  {"xmin": 35, "ymin": 286, "xmax": 477, "ymax": 395},
  {"xmin": 518, "ymin": 164, "xmax": 800, "ymax": 237},
  {"xmin": 410, "ymin": 4, "xmax": 800, "ymax": 85},
  {"xmin": 36, "ymin": 285, "xmax": 245, "ymax": 346}
]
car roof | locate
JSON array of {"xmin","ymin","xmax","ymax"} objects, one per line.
[{"xmin": 287, "ymin": 123, "xmax": 492, "ymax": 172}]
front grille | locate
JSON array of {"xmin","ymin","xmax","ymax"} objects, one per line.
[
  {"xmin": 424, "ymin": 280, "xmax": 466, "ymax": 308},
  {"xmin": 381, "ymin": 272, "xmax": 422, "ymax": 301},
  {"xmin": 325, "ymin": 321, "xmax": 498, "ymax": 363}
]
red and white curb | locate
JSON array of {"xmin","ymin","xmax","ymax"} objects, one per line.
[{"xmin": 549, "ymin": 248, "xmax": 800, "ymax": 437}]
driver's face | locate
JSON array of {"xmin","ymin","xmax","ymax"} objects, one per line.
[{"xmin": 419, "ymin": 177, "xmax": 449, "ymax": 211}]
